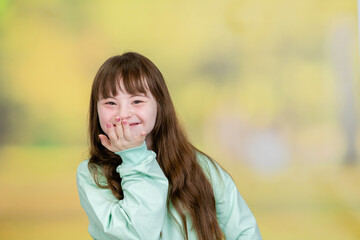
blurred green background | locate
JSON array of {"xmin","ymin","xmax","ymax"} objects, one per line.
[{"xmin": 0, "ymin": 0, "xmax": 359, "ymax": 239}]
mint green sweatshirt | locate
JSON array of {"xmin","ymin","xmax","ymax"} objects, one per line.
[{"xmin": 76, "ymin": 142, "xmax": 262, "ymax": 239}]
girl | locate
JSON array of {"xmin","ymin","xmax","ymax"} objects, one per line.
[{"xmin": 76, "ymin": 52, "xmax": 262, "ymax": 240}]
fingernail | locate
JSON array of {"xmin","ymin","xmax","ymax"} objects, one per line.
[
  {"xmin": 122, "ymin": 120, "xmax": 127, "ymax": 125},
  {"xmin": 116, "ymin": 117, "xmax": 121, "ymax": 122},
  {"xmin": 107, "ymin": 123, "xmax": 111, "ymax": 128}
]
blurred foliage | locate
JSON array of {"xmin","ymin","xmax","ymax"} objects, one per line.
[
  {"xmin": 0, "ymin": 0, "xmax": 359, "ymax": 239},
  {"xmin": 0, "ymin": 0, "xmax": 357, "ymax": 147}
]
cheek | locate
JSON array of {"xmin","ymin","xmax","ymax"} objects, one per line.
[
  {"xmin": 146, "ymin": 105, "xmax": 158, "ymax": 129},
  {"xmin": 151, "ymin": 108, "xmax": 157, "ymax": 125},
  {"xmin": 97, "ymin": 109, "xmax": 113, "ymax": 131}
]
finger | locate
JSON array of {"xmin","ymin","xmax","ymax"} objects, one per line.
[
  {"xmin": 138, "ymin": 131, "xmax": 147, "ymax": 141},
  {"xmin": 98, "ymin": 134, "xmax": 111, "ymax": 150},
  {"xmin": 106, "ymin": 122, "xmax": 118, "ymax": 142},
  {"xmin": 115, "ymin": 117, "xmax": 124, "ymax": 141},
  {"xmin": 122, "ymin": 120, "xmax": 132, "ymax": 141},
  {"xmin": 133, "ymin": 131, "xmax": 146, "ymax": 146},
  {"xmin": 134, "ymin": 125, "xmax": 147, "ymax": 141}
]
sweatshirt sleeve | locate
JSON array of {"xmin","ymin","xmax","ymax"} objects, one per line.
[
  {"xmin": 197, "ymin": 154, "xmax": 262, "ymax": 240},
  {"xmin": 76, "ymin": 142, "xmax": 169, "ymax": 240}
]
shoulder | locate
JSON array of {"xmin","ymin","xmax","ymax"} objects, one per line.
[
  {"xmin": 195, "ymin": 152, "xmax": 231, "ymax": 194},
  {"xmin": 77, "ymin": 159, "xmax": 90, "ymax": 172},
  {"xmin": 196, "ymin": 152, "xmax": 228, "ymax": 177},
  {"xmin": 196, "ymin": 152, "xmax": 216, "ymax": 176},
  {"xmin": 77, "ymin": 159, "xmax": 108, "ymax": 186},
  {"xmin": 76, "ymin": 159, "xmax": 92, "ymax": 184},
  {"xmin": 77, "ymin": 159, "xmax": 90, "ymax": 177}
]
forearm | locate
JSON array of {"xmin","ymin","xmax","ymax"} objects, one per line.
[{"xmin": 77, "ymin": 143, "xmax": 169, "ymax": 240}]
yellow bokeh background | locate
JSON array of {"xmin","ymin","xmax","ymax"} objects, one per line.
[{"xmin": 0, "ymin": 0, "xmax": 359, "ymax": 239}]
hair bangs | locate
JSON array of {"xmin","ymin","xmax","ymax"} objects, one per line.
[
  {"xmin": 95, "ymin": 62, "xmax": 151, "ymax": 100},
  {"xmin": 119, "ymin": 70, "xmax": 149, "ymax": 96},
  {"xmin": 97, "ymin": 71, "xmax": 119, "ymax": 99}
]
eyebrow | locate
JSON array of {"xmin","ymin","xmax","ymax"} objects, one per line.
[
  {"xmin": 99, "ymin": 96, "xmax": 116, "ymax": 100},
  {"xmin": 99, "ymin": 93, "xmax": 147, "ymax": 100},
  {"xmin": 131, "ymin": 93, "xmax": 147, "ymax": 97}
]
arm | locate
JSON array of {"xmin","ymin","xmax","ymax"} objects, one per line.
[
  {"xmin": 216, "ymin": 172, "xmax": 262, "ymax": 240},
  {"xmin": 77, "ymin": 142, "xmax": 169, "ymax": 240},
  {"xmin": 197, "ymin": 154, "xmax": 262, "ymax": 240}
]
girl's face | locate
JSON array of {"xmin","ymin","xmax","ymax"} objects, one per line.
[{"xmin": 97, "ymin": 82, "xmax": 158, "ymax": 149}]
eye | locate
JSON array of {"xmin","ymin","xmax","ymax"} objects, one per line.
[
  {"xmin": 105, "ymin": 101, "xmax": 116, "ymax": 105},
  {"xmin": 133, "ymin": 100, "xmax": 143, "ymax": 104}
]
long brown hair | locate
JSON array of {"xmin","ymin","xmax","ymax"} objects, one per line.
[{"xmin": 88, "ymin": 52, "xmax": 224, "ymax": 240}]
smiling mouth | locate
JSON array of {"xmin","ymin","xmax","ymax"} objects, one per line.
[{"xmin": 113, "ymin": 123, "xmax": 141, "ymax": 127}]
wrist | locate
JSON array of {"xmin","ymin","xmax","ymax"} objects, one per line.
[{"xmin": 115, "ymin": 141, "xmax": 151, "ymax": 167}]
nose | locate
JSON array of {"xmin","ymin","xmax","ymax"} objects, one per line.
[{"xmin": 117, "ymin": 105, "xmax": 133, "ymax": 119}]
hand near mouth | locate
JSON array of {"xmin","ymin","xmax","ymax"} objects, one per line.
[{"xmin": 98, "ymin": 118, "xmax": 146, "ymax": 152}]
